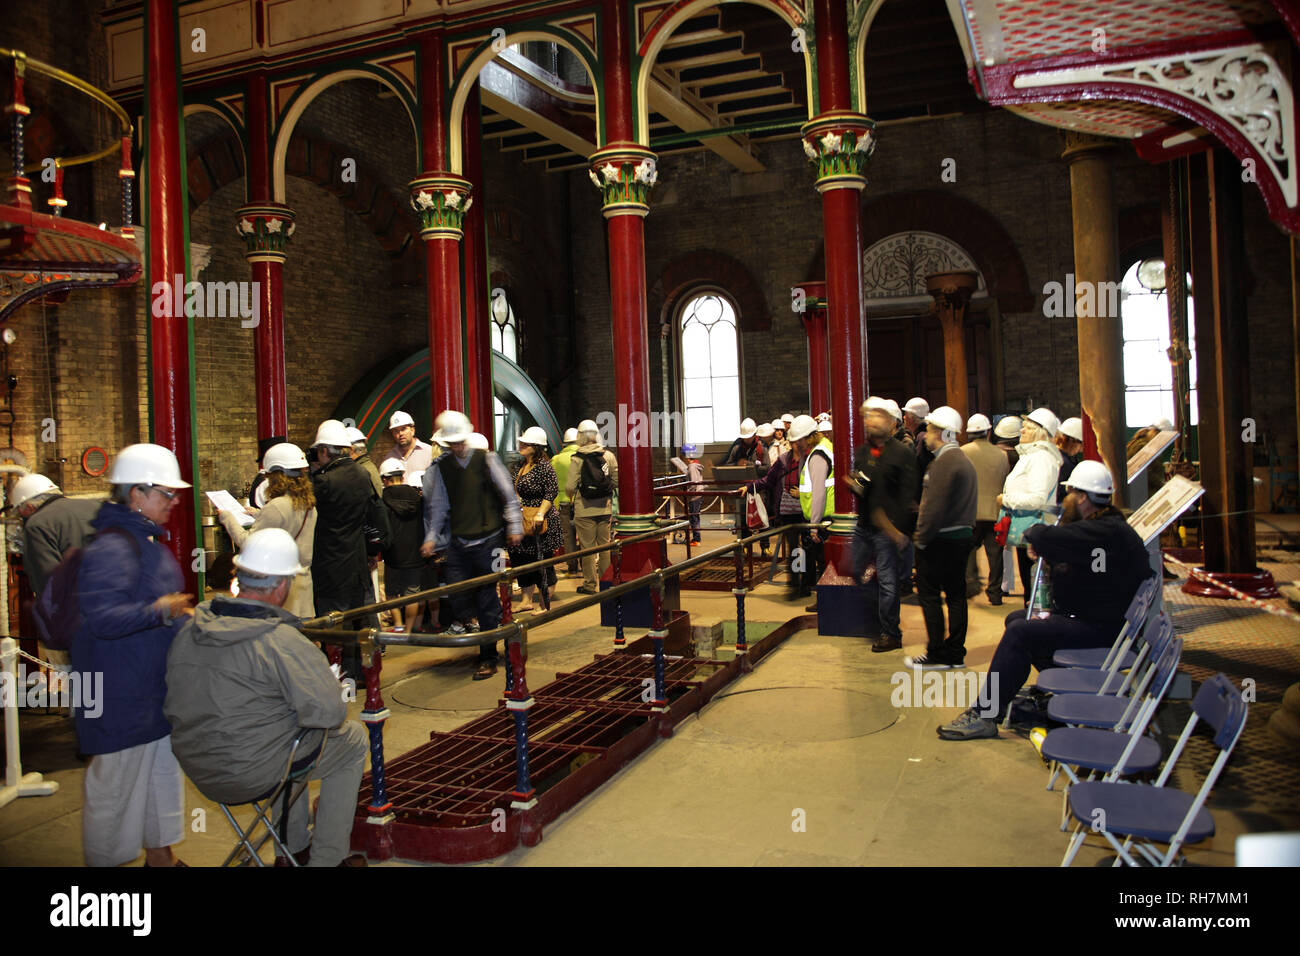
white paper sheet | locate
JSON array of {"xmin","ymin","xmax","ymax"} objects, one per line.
[{"xmin": 206, "ymin": 489, "xmax": 254, "ymax": 526}]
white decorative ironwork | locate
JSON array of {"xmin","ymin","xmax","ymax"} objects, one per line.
[
  {"xmin": 1013, "ymin": 44, "xmax": 1296, "ymax": 206},
  {"xmin": 862, "ymin": 231, "xmax": 985, "ymax": 300}
]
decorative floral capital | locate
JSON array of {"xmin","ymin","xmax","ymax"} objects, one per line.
[
  {"xmin": 234, "ymin": 204, "xmax": 295, "ymax": 259},
  {"xmin": 589, "ymin": 146, "xmax": 659, "ymax": 217},
  {"xmin": 801, "ymin": 114, "xmax": 877, "ymax": 192},
  {"xmin": 408, "ymin": 175, "xmax": 473, "ymax": 239}
]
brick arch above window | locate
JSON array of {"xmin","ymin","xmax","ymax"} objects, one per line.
[{"xmin": 650, "ymin": 250, "xmax": 770, "ymax": 333}]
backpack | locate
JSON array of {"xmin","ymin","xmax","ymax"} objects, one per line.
[
  {"xmin": 33, "ymin": 528, "xmax": 137, "ymax": 651},
  {"xmin": 576, "ymin": 450, "xmax": 614, "ymax": 500}
]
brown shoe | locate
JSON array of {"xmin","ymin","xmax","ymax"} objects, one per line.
[
  {"xmin": 274, "ymin": 847, "xmax": 312, "ymax": 867},
  {"xmin": 337, "ymin": 854, "xmax": 367, "ymax": 867},
  {"xmin": 871, "ymin": 637, "xmax": 902, "ymax": 653},
  {"xmin": 473, "ymin": 660, "xmax": 498, "ymax": 681}
]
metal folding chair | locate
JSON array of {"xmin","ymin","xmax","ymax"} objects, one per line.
[{"xmin": 217, "ymin": 731, "xmax": 328, "ymax": 867}]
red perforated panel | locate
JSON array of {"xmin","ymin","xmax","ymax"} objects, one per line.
[{"xmin": 1008, "ymin": 99, "xmax": 1180, "ymax": 138}]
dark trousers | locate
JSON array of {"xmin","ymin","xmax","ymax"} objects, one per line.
[
  {"xmin": 313, "ymin": 570, "xmax": 375, "ymax": 679},
  {"xmin": 915, "ymin": 537, "xmax": 970, "ymax": 661},
  {"xmin": 966, "ymin": 520, "xmax": 1004, "ymax": 599},
  {"xmin": 798, "ymin": 531, "xmax": 824, "ymax": 595},
  {"xmin": 445, "ymin": 531, "xmax": 505, "ymax": 662},
  {"xmin": 852, "ymin": 526, "xmax": 901, "ymax": 641},
  {"xmin": 1016, "ymin": 546, "xmax": 1035, "ymax": 607},
  {"xmin": 984, "ymin": 610, "xmax": 1114, "ymax": 717},
  {"xmin": 687, "ymin": 499, "xmax": 702, "ymax": 539},
  {"xmin": 558, "ymin": 502, "xmax": 578, "ymax": 572}
]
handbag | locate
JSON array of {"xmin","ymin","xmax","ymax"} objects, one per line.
[
  {"xmin": 1001, "ymin": 507, "xmax": 1042, "ymax": 548},
  {"xmin": 745, "ymin": 490, "xmax": 770, "ymax": 530},
  {"xmin": 522, "ymin": 505, "xmax": 549, "ymax": 536}
]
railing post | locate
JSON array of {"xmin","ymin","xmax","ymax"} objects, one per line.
[
  {"xmin": 499, "ymin": 578, "xmax": 514, "ymax": 690},
  {"xmin": 359, "ymin": 636, "xmax": 394, "ymax": 825},
  {"xmin": 504, "ymin": 629, "xmax": 536, "ymax": 810},
  {"xmin": 119, "ymin": 136, "xmax": 135, "ymax": 238},
  {"xmin": 649, "ymin": 576, "xmax": 668, "ymax": 712},
  {"xmin": 6, "ymin": 52, "xmax": 32, "ymax": 211},
  {"xmin": 613, "ymin": 542, "xmax": 625, "ymax": 648}
]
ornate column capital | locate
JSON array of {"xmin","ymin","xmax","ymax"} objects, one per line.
[
  {"xmin": 801, "ymin": 111, "xmax": 876, "ymax": 193},
  {"xmin": 925, "ymin": 270, "xmax": 980, "ymax": 312},
  {"xmin": 588, "ymin": 143, "xmax": 658, "ymax": 218},
  {"xmin": 408, "ymin": 173, "xmax": 473, "ymax": 240},
  {"xmin": 235, "ymin": 202, "xmax": 295, "ymax": 262},
  {"xmin": 792, "ymin": 279, "xmax": 828, "ymax": 327}
]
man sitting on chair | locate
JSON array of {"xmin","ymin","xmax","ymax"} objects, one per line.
[
  {"xmin": 936, "ymin": 461, "xmax": 1152, "ymax": 741},
  {"xmin": 164, "ymin": 528, "xmax": 367, "ymax": 866}
]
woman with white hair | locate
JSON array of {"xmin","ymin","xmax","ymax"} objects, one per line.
[{"xmin": 997, "ymin": 408, "xmax": 1063, "ymax": 606}]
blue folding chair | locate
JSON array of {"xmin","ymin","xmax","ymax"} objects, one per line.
[
  {"xmin": 1061, "ymin": 673, "xmax": 1249, "ymax": 867},
  {"xmin": 1046, "ymin": 614, "xmax": 1176, "ymax": 732},
  {"xmin": 1050, "ymin": 575, "xmax": 1158, "ymax": 670}
]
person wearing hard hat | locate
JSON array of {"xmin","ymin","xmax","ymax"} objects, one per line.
[
  {"xmin": 345, "ymin": 426, "xmax": 383, "ymax": 499},
  {"xmin": 510, "ymin": 426, "xmax": 563, "ymax": 612},
  {"xmin": 247, "ymin": 434, "xmax": 288, "ymax": 513},
  {"xmin": 379, "ymin": 457, "xmax": 426, "ymax": 632},
  {"xmin": 1055, "ymin": 416, "xmax": 1085, "ymax": 502},
  {"xmin": 905, "ymin": 407, "xmax": 977, "ymax": 670},
  {"xmin": 75, "ymin": 443, "xmax": 194, "ymax": 868},
  {"xmin": 164, "ymin": 528, "xmax": 368, "ymax": 865},
  {"xmin": 848, "ymin": 398, "xmax": 919, "ymax": 653},
  {"xmin": 9, "ymin": 473, "xmax": 101, "ymax": 607},
  {"xmin": 551, "ymin": 427, "xmax": 581, "ymax": 575},
  {"xmin": 719, "ymin": 417, "xmax": 764, "ymax": 468},
  {"xmin": 681, "ymin": 443, "xmax": 705, "ymax": 543},
  {"xmin": 753, "ymin": 421, "xmax": 778, "ymax": 556},
  {"xmin": 789, "ymin": 414, "xmax": 831, "ymax": 608},
  {"xmin": 816, "ymin": 416, "xmax": 834, "ymax": 448},
  {"xmin": 996, "ymin": 407, "xmax": 1064, "ymax": 606},
  {"xmin": 903, "ymin": 397, "xmax": 934, "ymax": 477},
  {"xmin": 565, "ymin": 418, "xmax": 619, "ymax": 596},
  {"xmin": 217, "ymin": 443, "xmax": 317, "ymax": 618},
  {"xmin": 961, "ymin": 414, "xmax": 1011, "ymax": 606},
  {"xmin": 992, "ymin": 415, "xmax": 1022, "ymax": 469},
  {"xmin": 768, "ymin": 419, "xmax": 790, "ymax": 463},
  {"xmin": 937, "ymin": 461, "xmax": 1152, "ymax": 740},
  {"xmin": 309, "ymin": 419, "xmax": 391, "ymax": 679},
  {"xmin": 419, "ymin": 411, "xmax": 523, "ymax": 680},
  {"xmin": 385, "ymin": 410, "xmax": 434, "ymax": 478}
]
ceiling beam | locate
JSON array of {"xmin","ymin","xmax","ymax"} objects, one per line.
[
  {"xmin": 648, "ymin": 68, "xmax": 764, "ymax": 173},
  {"xmin": 478, "ymin": 59, "xmax": 596, "ymax": 160}
]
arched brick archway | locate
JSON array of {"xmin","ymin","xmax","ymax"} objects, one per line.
[{"xmin": 649, "ymin": 250, "xmax": 770, "ymax": 333}]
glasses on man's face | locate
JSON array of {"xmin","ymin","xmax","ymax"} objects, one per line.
[{"xmin": 148, "ymin": 486, "xmax": 178, "ymax": 501}]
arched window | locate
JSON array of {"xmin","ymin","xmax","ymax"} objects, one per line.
[
  {"xmin": 679, "ymin": 292, "xmax": 740, "ymax": 445},
  {"xmin": 1120, "ymin": 259, "xmax": 1198, "ymax": 427},
  {"xmin": 490, "ymin": 287, "xmax": 518, "ymax": 444}
]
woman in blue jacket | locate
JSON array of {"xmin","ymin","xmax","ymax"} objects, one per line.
[{"xmin": 73, "ymin": 444, "xmax": 195, "ymax": 867}]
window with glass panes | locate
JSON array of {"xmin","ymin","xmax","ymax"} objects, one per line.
[
  {"xmin": 491, "ymin": 288, "xmax": 518, "ymax": 445},
  {"xmin": 679, "ymin": 293, "xmax": 741, "ymax": 445},
  {"xmin": 1121, "ymin": 259, "xmax": 1198, "ymax": 428}
]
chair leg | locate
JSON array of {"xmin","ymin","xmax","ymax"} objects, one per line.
[
  {"xmin": 1046, "ymin": 760, "xmax": 1061, "ymax": 791},
  {"xmin": 1060, "ymin": 826, "xmax": 1088, "ymax": 867}
]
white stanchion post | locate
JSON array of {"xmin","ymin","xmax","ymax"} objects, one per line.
[{"xmin": 0, "ymin": 637, "xmax": 60, "ymax": 808}]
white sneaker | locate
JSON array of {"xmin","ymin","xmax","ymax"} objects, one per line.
[{"xmin": 904, "ymin": 653, "xmax": 955, "ymax": 670}]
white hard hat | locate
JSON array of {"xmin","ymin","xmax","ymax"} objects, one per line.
[
  {"xmin": 925, "ymin": 406, "xmax": 963, "ymax": 437},
  {"xmin": 311, "ymin": 419, "xmax": 352, "ymax": 449},
  {"xmin": 904, "ymin": 397, "xmax": 930, "ymax": 419},
  {"xmin": 1153, "ymin": 418, "xmax": 1173, "ymax": 432},
  {"xmin": 994, "ymin": 415, "xmax": 1022, "ymax": 439},
  {"xmin": 577, "ymin": 419, "xmax": 599, "ymax": 435},
  {"xmin": 781, "ymin": 413, "xmax": 794, "ymax": 426},
  {"xmin": 438, "ymin": 410, "xmax": 473, "ymax": 444},
  {"xmin": 1026, "ymin": 407, "xmax": 1060, "ymax": 438},
  {"xmin": 1063, "ymin": 460, "xmax": 1114, "ymax": 497},
  {"xmin": 467, "ymin": 432, "xmax": 489, "ymax": 451},
  {"xmin": 884, "ymin": 399, "xmax": 903, "ymax": 422},
  {"xmin": 344, "ymin": 426, "xmax": 367, "ymax": 446},
  {"xmin": 233, "ymin": 527, "xmax": 306, "ymax": 577},
  {"xmin": 262, "ymin": 443, "xmax": 309, "ymax": 473},
  {"xmin": 1059, "ymin": 417, "xmax": 1084, "ymax": 442},
  {"xmin": 817, "ymin": 419, "xmax": 833, "ymax": 433},
  {"xmin": 10, "ymin": 473, "xmax": 58, "ymax": 510},
  {"xmin": 519, "ymin": 426, "xmax": 548, "ymax": 447},
  {"xmin": 770, "ymin": 419, "xmax": 784, "ymax": 432},
  {"xmin": 816, "ymin": 411, "xmax": 831, "ymax": 423},
  {"xmin": 788, "ymin": 414, "xmax": 818, "ymax": 441},
  {"xmin": 862, "ymin": 396, "xmax": 892, "ymax": 415},
  {"xmin": 389, "ymin": 411, "xmax": 415, "ymax": 430},
  {"xmin": 404, "ymin": 469, "xmax": 425, "ymax": 488},
  {"xmin": 966, "ymin": 413, "xmax": 991, "ymax": 434},
  {"xmin": 738, "ymin": 417, "xmax": 757, "ymax": 439},
  {"xmin": 379, "ymin": 457, "xmax": 405, "ymax": 477},
  {"xmin": 107, "ymin": 443, "xmax": 191, "ymax": 488},
  {"xmin": 563, "ymin": 427, "xmax": 578, "ymax": 444},
  {"xmin": 756, "ymin": 422, "xmax": 775, "ymax": 438}
]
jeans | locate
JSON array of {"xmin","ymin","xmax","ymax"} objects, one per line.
[
  {"xmin": 982, "ymin": 610, "xmax": 1114, "ymax": 717},
  {"xmin": 852, "ymin": 526, "xmax": 902, "ymax": 641},
  {"xmin": 965, "ymin": 519, "xmax": 1004, "ymax": 599},
  {"xmin": 915, "ymin": 537, "xmax": 970, "ymax": 661},
  {"xmin": 898, "ymin": 537, "xmax": 915, "ymax": 594},
  {"xmin": 444, "ymin": 531, "xmax": 505, "ymax": 661}
]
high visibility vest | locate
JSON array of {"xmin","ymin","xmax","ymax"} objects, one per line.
[{"xmin": 798, "ymin": 439, "xmax": 835, "ymax": 520}]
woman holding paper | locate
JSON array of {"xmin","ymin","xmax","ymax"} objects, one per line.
[{"xmin": 218, "ymin": 443, "xmax": 317, "ymax": 616}]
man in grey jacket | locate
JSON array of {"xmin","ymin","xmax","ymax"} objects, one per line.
[
  {"xmin": 164, "ymin": 528, "xmax": 367, "ymax": 866},
  {"xmin": 907, "ymin": 407, "xmax": 977, "ymax": 670}
]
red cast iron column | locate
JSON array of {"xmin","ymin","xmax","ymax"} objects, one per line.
[
  {"xmin": 238, "ymin": 74, "xmax": 291, "ymax": 440},
  {"xmin": 145, "ymin": 0, "xmax": 199, "ymax": 591},
  {"xmin": 593, "ymin": 0, "xmax": 659, "ymax": 572},
  {"xmin": 413, "ymin": 35, "xmax": 468, "ymax": 415},
  {"xmin": 462, "ymin": 81, "xmax": 494, "ymax": 439},
  {"xmin": 802, "ymin": 0, "xmax": 874, "ymax": 568},
  {"xmin": 794, "ymin": 280, "xmax": 831, "ymax": 414}
]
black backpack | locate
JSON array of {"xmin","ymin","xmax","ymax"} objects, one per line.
[{"xmin": 576, "ymin": 450, "xmax": 614, "ymax": 499}]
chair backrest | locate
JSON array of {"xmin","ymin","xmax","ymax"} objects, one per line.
[
  {"xmin": 1126, "ymin": 575, "xmax": 1159, "ymax": 628},
  {"xmin": 1107, "ymin": 623, "xmax": 1181, "ymax": 776},
  {"xmin": 1112, "ymin": 616, "xmax": 1177, "ymax": 733},
  {"xmin": 1096, "ymin": 575, "xmax": 1162, "ymax": 681}
]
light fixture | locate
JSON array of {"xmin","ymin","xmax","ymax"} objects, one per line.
[
  {"xmin": 1137, "ymin": 257, "xmax": 1167, "ymax": 291},
  {"xmin": 2, "ymin": 329, "xmax": 15, "ymax": 346}
]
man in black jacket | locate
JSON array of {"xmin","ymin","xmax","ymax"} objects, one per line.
[
  {"xmin": 848, "ymin": 397, "xmax": 918, "ymax": 654},
  {"xmin": 937, "ymin": 461, "xmax": 1153, "ymax": 740},
  {"xmin": 309, "ymin": 419, "xmax": 390, "ymax": 679}
]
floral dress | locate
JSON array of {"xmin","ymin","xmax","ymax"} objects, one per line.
[{"xmin": 510, "ymin": 459, "xmax": 561, "ymax": 588}]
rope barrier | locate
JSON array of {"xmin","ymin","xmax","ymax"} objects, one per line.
[{"xmin": 1162, "ymin": 553, "xmax": 1300, "ymax": 624}]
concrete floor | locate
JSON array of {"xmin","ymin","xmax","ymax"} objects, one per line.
[{"xmin": 2, "ymin": 536, "xmax": 1295, "ymax": 867}]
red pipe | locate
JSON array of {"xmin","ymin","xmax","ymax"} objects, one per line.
[
  {"xmin": 814, "ymin": 0, "xmax": 852, "ymax": 113},
  {"xmin": 819, "ymin": 189, "xmax": 866, "ymax": 515},
  {"xmin": 420, "ymin": 35, "xmax": 446, "ymax": 171},
  {"xmin": 428, "ymin": 237, "xmax": 465, "ymax": 414},
  {"xmin": 245, "ymin": 74, "xmax": 271, "ymax": 199},
  {"xmin": 462, "ymin": 82, "xmax": 493, "ymax": 439},
  {"xmin": 800, "ymin": 281, "xmax": 831, "ymax": 414},
  {"xmin": 145, "ymin": 0, "xmax": 198, "ymax": 592},
  {"xmin": 602, "ymin": 0, "xmax": 634, "ymax": 141}
]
